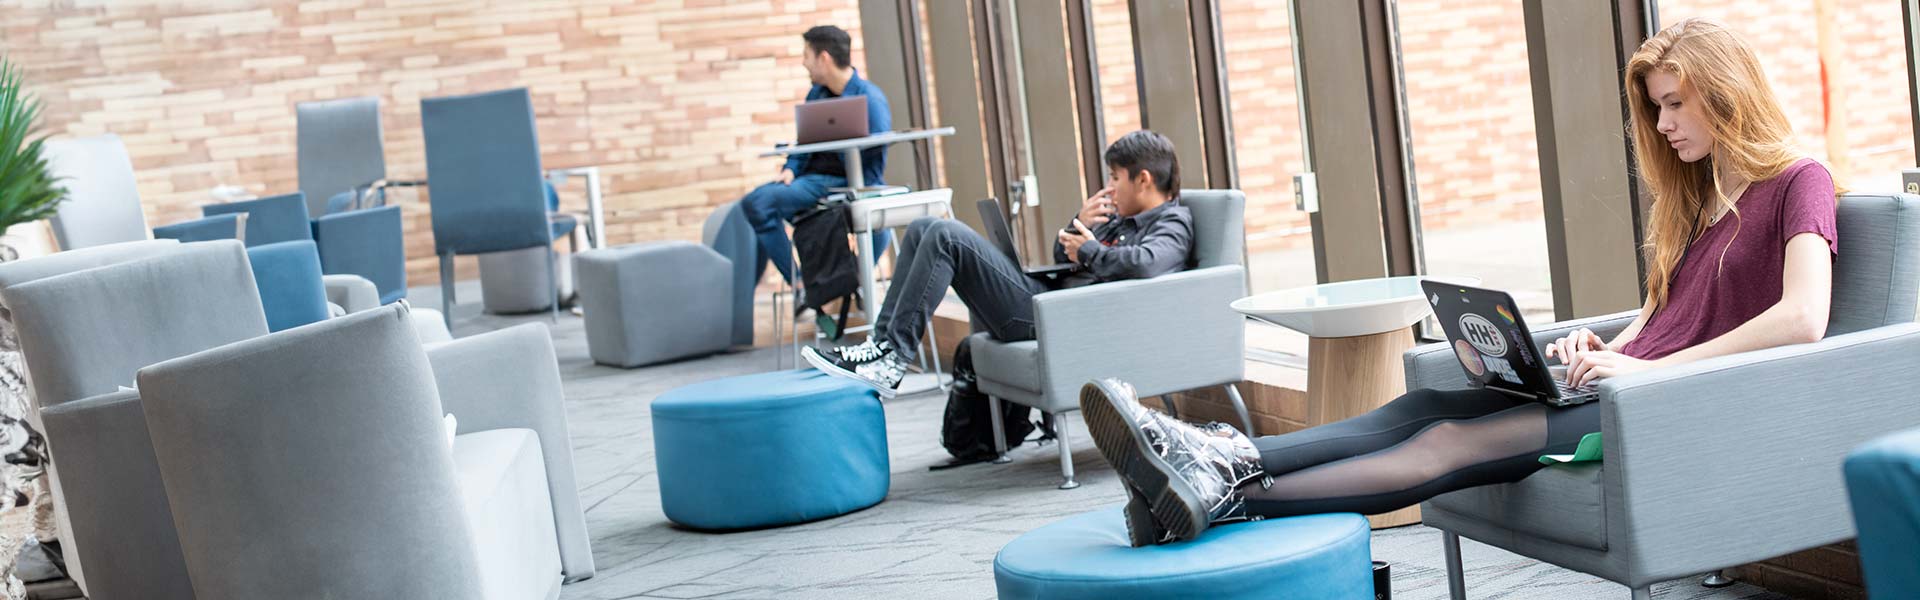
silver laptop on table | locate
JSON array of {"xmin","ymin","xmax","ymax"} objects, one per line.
[{"xmin": 795, "ymin": 96, "xmax": 869, "ymax": 144}]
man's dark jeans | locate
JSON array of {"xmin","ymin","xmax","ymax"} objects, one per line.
[{"xmin": 875, "ymin": 217, "xmax": 1050, "ymax": 362}]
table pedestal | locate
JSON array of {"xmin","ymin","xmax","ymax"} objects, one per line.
[{"xmin": 1305, "ymin": 326, "xmax": 1422, "ymax": 529}]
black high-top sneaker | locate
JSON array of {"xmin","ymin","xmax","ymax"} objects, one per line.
[
  {"xmin": 1080, "ymin": 378, "xmax": 1267, "ymax": 544},
  {"xmin": 802, "ymin": 339, "xmax": 906, "ymax": 398}
]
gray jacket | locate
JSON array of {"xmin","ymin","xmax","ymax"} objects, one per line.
[{"xmin": 1052, "ymin": 198, "xmax": 1193, "ymax": 289}]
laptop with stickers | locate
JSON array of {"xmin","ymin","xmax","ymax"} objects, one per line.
[{"xmin": 1419, "ymin": 280, "xmax": 1599, "ymax": 407}]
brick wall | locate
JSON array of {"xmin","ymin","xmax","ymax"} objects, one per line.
[
  {"xmin": 5, "ymin": 1, "xmax": 1912, "ymax": 284},
  {"xmin": 3, "ymin": 0, "xmax": 864, "ymax": 285}
]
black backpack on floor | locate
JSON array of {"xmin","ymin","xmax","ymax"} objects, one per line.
[
  {"xmin": 790, "ymin": 200, "xmax": 861, "ymax": 340},
  {"xmin": 935, "ymin": 338, "xmax": 1040, "ymax": 469}
]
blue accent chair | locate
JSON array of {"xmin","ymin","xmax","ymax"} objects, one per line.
[
  {"xmin": 245, "ymin": 240, "xmax": 330, "ymax": 332},
  {"xmin": 200, "ymin": 193, "xmax": 408, "ymax": 306},
  {"xmin": 1846, "ymin": 427, "xmax": 1920, "ymax": 598},
  {"xmin": 421, "ymin": 88, "xmax": 570, "ymax": 330}
]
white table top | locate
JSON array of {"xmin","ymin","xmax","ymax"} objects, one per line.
[
  {"xmin": 758, "ymin": 127, "xmax": 956, "ymax": 157},
  {"xmin": 1233, "ymin": 275, "xmax": 1480, "ymax": 338}
]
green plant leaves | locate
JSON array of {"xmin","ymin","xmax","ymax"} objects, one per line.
[{"xmin": 0, "ymin": 54, "xmax": 66, "ymax": 236}]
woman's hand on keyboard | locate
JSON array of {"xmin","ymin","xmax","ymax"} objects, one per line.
[
  {"xmin": 1565, "ymin": 350, "xmax": 1655, "ymax": 388},
  {"xmin": 1545, "ymin": 327, "xmax": 1607, "ymax": 366}
]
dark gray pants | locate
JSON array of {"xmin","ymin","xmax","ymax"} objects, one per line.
[{"xmin": 874, "ymin": 217, "xmax": 1051, "ymax": 362}]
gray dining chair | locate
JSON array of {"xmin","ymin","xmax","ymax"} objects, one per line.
[
  {"xmin": 296, "ymin": 96, "xmax": 389, "ymax": 218},
  {"xmin": 421, "ymin": 88, "xmax": 572, "ymax": 331},
  {"xmin": 40, "ymin": 135, "xmax": 149, "ymax": 250}
]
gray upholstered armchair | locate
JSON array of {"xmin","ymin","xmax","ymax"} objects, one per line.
[
  {"xmin": 4, "ymin": 241, "xmax": 589, "ymax": 598},
  {"xmin": 970, "ymin": 189, "xmax": 1254, "ymax": 489},
  {"xmin": 1406, "ymin": 193, "xmax": 1920, "ymax": 599}
]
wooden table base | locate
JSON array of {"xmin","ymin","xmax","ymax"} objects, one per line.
[{"xmin": 1306, "ymin": 327, "xmax": 1423, "ymax": 529}]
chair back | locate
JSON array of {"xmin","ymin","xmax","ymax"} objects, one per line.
[
  {"xmin": 297, "ymin": 96, "xmax": 387, "ymax": 218},
  {"xmin": 203, "ymin": 192, "xmax": 313, "ymax": 246},
  {"xmin": 420, "ymin": 88, "xmax": 550, "ymax": 256},
  {"xmin": 703, "ymin": 201, "xmax": 757, "ymax": 347},
  {"xmin": 1177, "ymin": 189, "xmax": 1246, "ymax": 269},
  {"xmin": 246, "ymin": 240, "xmax": 329, "ymax": 332},
  {"xmin": 1, "ymin": 240, "xmax": 266, "ymax": 410},
  {"xmin": 42, "ymin": 135, "xmax": 149, "ymax": 250},
  {"xmin": 136, "ymin": 305, "xmax": 483, "ymax": 598},
  {"xmin": 1830, "ymin": 193, "xmax": 1920, "ymax": 335}
]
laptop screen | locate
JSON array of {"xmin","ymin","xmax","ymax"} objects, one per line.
[{"xmin": 1420, "ymin": 281, "xmax": 1558, "ymax": 401}]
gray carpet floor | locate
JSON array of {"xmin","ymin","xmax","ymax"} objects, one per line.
[{"xmin": 423, "ymin": 282, "xmax": 1794, "ymax": 600}]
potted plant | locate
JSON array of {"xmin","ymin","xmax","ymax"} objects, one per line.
[
  {"xmin": 0, "ymin": 56, "xmax": 63, "ymax": 260},
  {"xmin": 0, "ymin": 54, "xmax": 61, "ymax": 600}
]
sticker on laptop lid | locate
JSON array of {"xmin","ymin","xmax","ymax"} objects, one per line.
[
  {"xmin": 1482, "ymin": 355, "xmax": 1523, "ymax": 385},
  {"xmin": 1458, "ymin": 313, "xmax": 1508, "ymax": 358},
  {"xmin": 1453, "ymin": 340, "xmax": 1486, "ymax": 377}
]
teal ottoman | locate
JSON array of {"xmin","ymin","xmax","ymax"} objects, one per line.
[
  {"xmin": 652, "ymin": 370, "xmax": 889, "ymax": 530},
  {"xmin": 994, "ymin": 510, "xmax": 1373, "ymax": 599}
]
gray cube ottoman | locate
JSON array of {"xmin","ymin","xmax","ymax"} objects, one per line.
[{"xmin": 574, "ymin": 242, "xmax": 734, "ymax": 367}]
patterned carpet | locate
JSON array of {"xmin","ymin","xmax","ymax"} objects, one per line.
[{"xmin": 424, "ymin": 283, "xmax": 1798, "ymax": 600}]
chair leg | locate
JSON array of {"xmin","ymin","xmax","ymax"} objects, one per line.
[
  {"xmin": 1054, "ymin": 414, "xmax": 1079, "ymax": 490},
  {"xmin": 1701, "ymin": 569, "xmax": 1735, "ymax": 588},
  {"xmin": 924, "ymin": 317, "xmax": 948, "ymax": 392},
  {"xmin": 988, "ymin": 396, "xmax": 1012, "ymax": 464},
  {"xmin": 771, "ymin": 289, "xmax": 784, "ymax": 370},
  {"xmin": 1224, "ymin": 384, "xmax": 1256, "ymax": 436},
  {"xmin": 1630, "ymin": 587, "xmax": 1651, "ymax": 600},
  {"xmin": 545, "ymin": 243, "xmax": 560, "ymax": 323},
  {"xmin": 438, "ymin": 252, "xmax": 455, "ymax": 334},
  {"xmin": 1443, "ymin": 531, "xmax": 1467, "ymax": 600}
]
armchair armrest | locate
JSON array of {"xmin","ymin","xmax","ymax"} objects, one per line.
[
  {"xmin": 322, "ymin": 274, "xmax": 379, "ymax": 314},
  {"xmin": 424, "ymin": 323, "xmax": 593, "ymax": 581},
  {"xmin": 1405, "ymin": 309, "xmax": 1638, "ymax": 391},
  {"xmin": 1031, "ymin": 265, "xmax": 1246, "ymax": 402},
  {"xmin": 313, "ymin": 204, "xmax": 406, "ymax": 304},
  {"xmin": 151, "ymin": 213, "xmax": 245, "ymax": 244},
  {"xmin": 1595, "ymin": 322, "xmax": 1920, "ymax": 583}
]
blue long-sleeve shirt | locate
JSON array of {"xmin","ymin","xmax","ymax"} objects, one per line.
[{"xmin": 784, "ymin": 69, "xmax": 891, "ymax": 185}]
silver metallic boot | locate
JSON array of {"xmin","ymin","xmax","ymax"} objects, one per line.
[{"xmin": 1081, "ymin": 378, "xmax": 1267, "ymax": 544}]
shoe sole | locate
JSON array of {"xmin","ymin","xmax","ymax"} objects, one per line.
[
  {"xmin": 1080, "ymin": 380, "xmax": 1208, "ymax": 542},
  {"xmin": 801, "ymin": 346, "xmax": 899, "ymax": 399},
  {"xmin": 1121, "ymin": 486, "xmax": 1163, "ymax": 547}
]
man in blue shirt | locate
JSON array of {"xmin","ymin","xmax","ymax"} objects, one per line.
[{"xmin": 742, "ymin": 25, "xmax": 893, "ymax": 285}]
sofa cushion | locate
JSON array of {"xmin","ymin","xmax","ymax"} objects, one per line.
[
  {"xmin": 454, "ymin": 428, "xmax": 562, "ymax": 600},
  {"xmin": 970, "ymin": 332, "xmax": 1042, "ymax": 394},
  {"xmin": 1425, "ymin": 462, "xmax": 1607, "ymax": 551}
]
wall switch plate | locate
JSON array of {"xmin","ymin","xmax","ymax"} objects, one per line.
[
  {"xmin": 1022, "ymin": 175, "xmax": 1040, "ymax": 207},
  {"xmin": 1293, "ymin": 172, "xmax": 1319, "ymax": 213}
]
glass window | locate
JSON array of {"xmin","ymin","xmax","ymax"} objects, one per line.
[
  {"xmin": 1655, "ymin": 1, "xmax": 1917, "ymax": 193},
  {"xmin": 1221, "ymin": 1, "xmax": 1314, "ymax": 358},
  {"xmin": 1397, "ymin": 0, "xmax": 1555, "ymax": 325},
  {"xmin": 1091, "ymin": 0, "xmax": 1141, "ymax": 146}
]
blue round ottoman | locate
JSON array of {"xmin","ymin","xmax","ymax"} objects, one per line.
[
  {"xmin": 652, "ymin": 369, "xmax": 889, "ymax": 530},
  {"xmin": 994, "ymin": 509, "xmax": 1373, "ymax": 599}
]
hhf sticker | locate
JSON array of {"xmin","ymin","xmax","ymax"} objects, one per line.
[{"xmin": 1458, "ymin": 313, "xmax": 1508, "ymax": 358}]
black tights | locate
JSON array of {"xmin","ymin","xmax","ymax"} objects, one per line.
[{"xmin": 1242, "ymin": 388, "xmax": 1599, "ymax": 518}]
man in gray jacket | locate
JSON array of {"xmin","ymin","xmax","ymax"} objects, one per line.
[{"xmin": 805, "ymin": 130, "xmax": 1193, "ymax": 396}]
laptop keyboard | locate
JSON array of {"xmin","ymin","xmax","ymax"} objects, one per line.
[{"xmin": 1553, "ymin": 378, "xmax": 1598, "ymax": 398}]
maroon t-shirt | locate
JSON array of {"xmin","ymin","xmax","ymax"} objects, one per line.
[{"xmin": 1620, "ymin": 159, "xmax": 1838, "ymax": 361}]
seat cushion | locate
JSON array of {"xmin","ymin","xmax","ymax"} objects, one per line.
[
  {"xmin": 1424, "ymin": 462, "xmax": 1607, "ymax": 551},
  {"xmin": 848, "ymin": 189, "xmax": 952, "ymax": 231},
  {"xmin": 454, "ymin": 429, "xmax": 562, "ymax": 600},
  {"xmin": 970, "ymin": 332, "xmax": 1042, "ymax": 395},
  {"xmin": 652, "ymin": 370, "xmax": 888, "ymax": 530},
  {"xmin": 994, "ymin": 509, "xmax": 1373, "ymax": 599}
]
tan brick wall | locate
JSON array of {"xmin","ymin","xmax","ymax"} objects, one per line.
[
  {"xmin": 4, "ymin": 1, "xmax": 865, "ymax": 285},
  {"xmin": 6, "ymin": 1, "xmax": 1912, "ymax": 284}
]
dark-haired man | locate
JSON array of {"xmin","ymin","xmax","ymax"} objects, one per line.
[
  {"xmin": 804, "ymin": 130, "xmax": 1194, "ymax": 396},
  {"xmin": 741, "ymin": 25, "xmax": 894, "ymax": 284}
]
